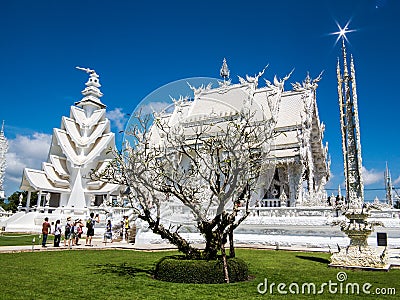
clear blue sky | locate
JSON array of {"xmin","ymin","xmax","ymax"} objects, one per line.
[{"xmin": 1, "ymin": 0, "xmax": 399, "ymax": 201}]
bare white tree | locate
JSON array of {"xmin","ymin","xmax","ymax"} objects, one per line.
[{"xmin": 91, "ymin": 77, "xmax": 286, "ymax": 282}]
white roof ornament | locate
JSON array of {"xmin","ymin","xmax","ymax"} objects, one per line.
[
  {"xmin": 220, "ymin": 58, "xmax": 230, "ymax": 80},
  {"xmin": 292, "ymin": 71, "xmax": 323, "ymax": 91},
  {"xmin": 246, "ymin": 65, "xmax": 268, "ymax": 85},
  {"xmin": 265, "ymin": 69, "xmax": 293, "ymax": 91},
  {"xmin": 219, "ymin": 58, "xmax": 231, "ymax": 86},
  {"xmin": 75, "ymin": 66, "xmax": 105, "ymax": 109},
  {"xmin": 76, "ymin": 66, "xmax": 96, "ymax": 75}
]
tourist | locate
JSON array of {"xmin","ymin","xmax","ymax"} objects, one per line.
[
  {"xmin": 123, "ymin": 216, "xmax": 130, "ymax": 241},
  {"xmin": 53, "ymin": 219, "xmax": 62, "ymax": 247},
  {"xmin": 327, "ymin": 196, "xmax": 332, "ymax": 206},
  {"xmin": 64, "ymin": 217, "xmax": 72, "ymax": 247},
  {"xmin": 41, "ymin": 217, "xmax": 51, "ymax": 247},
  {"xmin": 85, "ymin": 213, "xmax": 99, "ymax": 246},
  {"xmin": 75, "ymin": 219, "xmax": 84, "ymax": 245},
  {"xmin": 103, "ymin": 219, "xmax": 113, "ymax": 244},
  {"xmin": 69, "ymin": 220, "xmax": 78, "ymax": 247}
]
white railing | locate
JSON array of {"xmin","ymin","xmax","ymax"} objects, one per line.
[
  {"xmin": 246, "ymin": 206, "xmax": 336, "ymax": 218},
  {"xmin": 159, "ymin": 202, "xmax": 400, "ymax": 220},
  {"xmin": 16, "ymin": 204, "xmax": 400, "ymax": 226}
]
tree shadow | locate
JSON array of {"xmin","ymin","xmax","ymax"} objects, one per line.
[
  {"xmin": 296, "ymin": 255, "xmax": 330, "ymax": 264},
  {"xmin": 94, "ymin": 263, "xmax": 154, "ymax": 278}
]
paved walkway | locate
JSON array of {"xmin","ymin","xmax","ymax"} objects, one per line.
[{"xmin": 1, "ymin": 238, "xmax": 399, "ymax": 268}]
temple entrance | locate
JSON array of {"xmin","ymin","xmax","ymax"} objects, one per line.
[
  {"xmin": 262, "ymin": 167, "xmax": 289, "ymax": 207},
  {"xmin": 94, "ymin": 195, "xmax": 104, "ymax": 206}
]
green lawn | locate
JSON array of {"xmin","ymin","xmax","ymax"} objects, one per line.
[
  {"xmin": 0, "ymin": 249, "xmax": 398, "ymax": 299},
  {"xmin": 0, "ymin": 232, "xmax": 54, "ymax": 246}
]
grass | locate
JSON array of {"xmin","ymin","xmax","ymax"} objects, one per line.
[
  {"xmin": 0, "ymin": 248, "xmax": 398, "ymax": 299},
  {"xmin": 0, "ymin": 232, "xmax": 54, "ymax": 246}
]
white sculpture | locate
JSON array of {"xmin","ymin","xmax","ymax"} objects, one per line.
[{"xmin": 331, "ymin": 39, "xmax": 387, "ymax": 269}]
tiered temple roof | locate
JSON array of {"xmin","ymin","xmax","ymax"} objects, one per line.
[
  {"xmin": 151, "ymin": 62, "xmax": 330, "ymax": 206},
  {"xmin": 20, "ymin": 68, "xmax": 119, "ymax": 209}
]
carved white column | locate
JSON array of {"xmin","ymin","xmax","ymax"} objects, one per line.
[
  {"xmin": 37, "ymin": 190, "xmax": 42, "ymax": 210},
  {"xmin": 288, "ymin": 162, "xmax": 303, "ymax": 207},
  {"xmin": 26, "ymin": 191, "xmax": 31, "ymax": 212},
  {"xmin": 90, "ymin": 194, "xmax": 95, "ymax": 207}
]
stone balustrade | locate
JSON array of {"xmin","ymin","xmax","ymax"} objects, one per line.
[{"xmin": 162, "ymin": 202, "xmax": 400, "ymax": 220}]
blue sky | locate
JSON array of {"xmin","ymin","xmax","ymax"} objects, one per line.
[{"xmin": 1, "ymin": 0, "xmax": 399, "ymax": 201}]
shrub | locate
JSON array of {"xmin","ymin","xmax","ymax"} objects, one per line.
[{"xmin": 154, "ymin": 255, "xmax": 248, "ymax": 283}]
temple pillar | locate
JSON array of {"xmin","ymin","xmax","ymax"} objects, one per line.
[
  {"xmin": 288, "ymin": 162, "xmax": 303, "ymax": 207},
  {"xmin": 37, "ymin": 190, "xmax": 42, "ymax": 211},
  {"xmin": 25, "ymin": 191, "xmax": 31, "ymax": 212}
]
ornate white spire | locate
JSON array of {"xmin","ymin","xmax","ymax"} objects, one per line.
[
  {"xmin": 385, "ymin": 162, "xmax": 393, "ymax": 207},
  {"xmin": 74, "ymin": 66, "xmax": 106, "ymax": 110},
  {"xmin": 220, "ymin": 58, "xmax": 230, "ymax": 81},
  {"xmin": 337, "ymin": 38, "xmax": 364, "ymax": 209},
  {"xmin": 337, "ymin": 57, "xmax": 348, "ymax": 198},
  {"xmin": 350, "ymin": 54, "xmax": 364, "ymax": 199},
  {"xmin": 0, "ymin": 120, "xmax": 8, "ymax": 198}
]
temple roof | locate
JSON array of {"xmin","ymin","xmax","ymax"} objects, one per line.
[
  {"xmin": 20, "ymin": 68, "xmax": 119, "ymax": 205},
  {"xmin": 150, "ymin": 71, "xmax": 329, "ymax": 184},
  {"xmin": 21, "ymin": 168, "xmax": 71, "ymax": 193}
]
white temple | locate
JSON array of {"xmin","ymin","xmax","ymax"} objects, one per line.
[
  {"xmin": 4, "ymin": 68, "xmax": 122, "ymax": 232},
  {"xmin": 150, "ymin": 61, "xmax": 330, "ymax": 208},
  {"xmin": 0, "ymin": 121, "xmax": 7, "ymax": 199}
]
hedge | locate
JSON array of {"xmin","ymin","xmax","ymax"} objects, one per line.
[{"xmin": 154, "ymin": 255, "xmax": 249, "ymax": 284}]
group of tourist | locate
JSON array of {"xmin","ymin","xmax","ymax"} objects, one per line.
[
  {"xmin": 41, "ymin": 212, "xmax": 105, "ymax": 248},
  {"xmin": 41, "ymin": 213, "xmax": 133, "ymax": 248}
]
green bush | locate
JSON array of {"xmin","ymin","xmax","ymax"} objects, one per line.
[{"xmin": 154, "ymin": 255, "xmax": 248, "ymax": 283}]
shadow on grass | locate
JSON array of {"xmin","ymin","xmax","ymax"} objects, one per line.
[
  {"xmin": 295, "ymin": 255, "xmax": 330, "ymax": 264},
  {"xmin": 95, "ymin": 263, "xmax": 154, "ymax": 278}
]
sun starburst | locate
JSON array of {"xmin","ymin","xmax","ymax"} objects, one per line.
[{"xmin": 330, "ymin": 20, "xmax": 357, "ymax": 46}]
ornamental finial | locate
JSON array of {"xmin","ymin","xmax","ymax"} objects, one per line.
[
  {"xmin": 220, "ymin": 58, "xmax": 230, "ymax": 81},
  {"xmin": 76, "ymin": 66, "xmax": 96, "ymax": 75}
]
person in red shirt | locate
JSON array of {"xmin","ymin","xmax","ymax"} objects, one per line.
[{"xmin": 42, "ymin": 217, "xmax": 51, "ymax": 247}]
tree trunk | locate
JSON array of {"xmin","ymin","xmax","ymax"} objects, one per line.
[
  {"xmin": 221, "ymin": 241, "xmax": 230, "ymax": 283},
  {"xmin": 200, "ymin": 220, "xmax": 220, "ymax": 260},
  {"xmin": 139, "ymin": 214, "xmax": 202, "ymax": 259},
  {"xmin": 229, "ymin": 225, "xmax": 235, "ymax": 258}
]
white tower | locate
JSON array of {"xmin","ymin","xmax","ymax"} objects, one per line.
[
  {"xmin": 0, "ymin": 121, "xmax": 7, "ymax": 199},
  {"xmin": 20, "ymin": 67, "xmax": 119, "ymax": 211},
  {"xmin": 385, "ymin": 162, "xmax": 393, "ymax": 207},
  {"xmin": 336, "ymin": 39, "xmax": 364, "ymax": 209}
]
